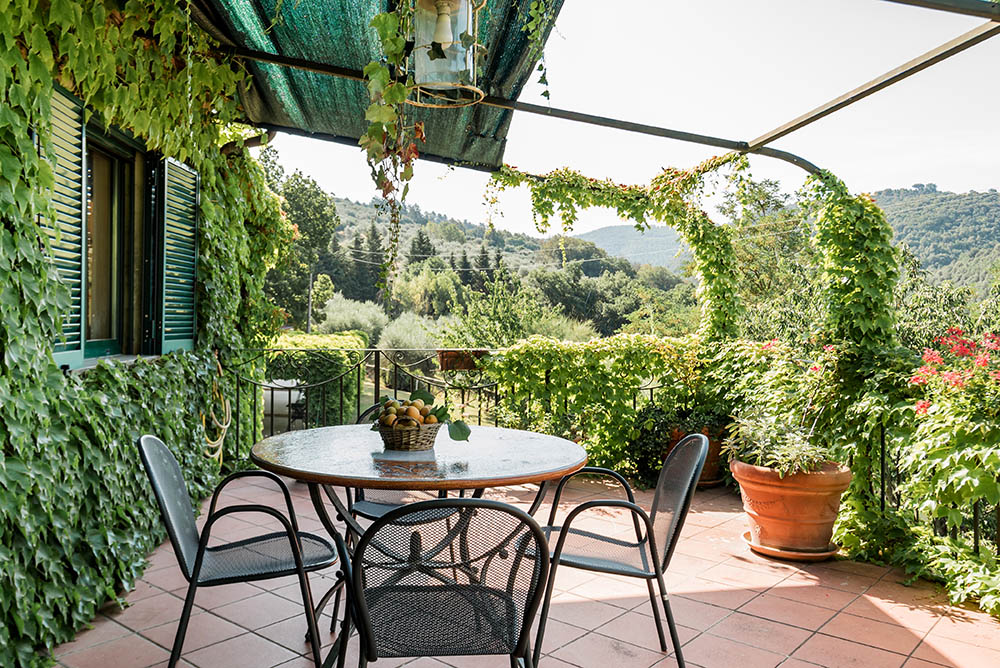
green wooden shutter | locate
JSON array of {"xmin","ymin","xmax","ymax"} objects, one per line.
[
  {"xmin": 160, "ymin": 159, "xmax": 198, "ymax": 353},
  {"xmin": 43, "ymin": 90, "xmax": 87, "ymax": 368}
]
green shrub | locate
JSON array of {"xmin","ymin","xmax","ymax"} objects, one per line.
[
  {"xmin": 377, "ymin": 313, "xmax": 442, "ymax": 388},
  {"xmin": 529, "ymin": 310, "xmax": 598, "ymax": 342},
  {"xmin": 267, "ymin": 330, "xmax": 367, "ymax": 426},
  {"xmin": 722, "ymin": 412, "xmax": 832, "ymax": 477},
  {"xmin": 317, "ymin": 292, "xmax": 389, "ymax": 341}
]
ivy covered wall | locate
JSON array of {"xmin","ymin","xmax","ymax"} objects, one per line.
[{"xmin": 0, "ymin": 2, "xmax": 292, "ymax": 665}]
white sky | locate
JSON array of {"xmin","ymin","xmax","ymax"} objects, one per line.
[{"xmin": 264, "ymin": 0, "xmax": 999, "ymax": 237}]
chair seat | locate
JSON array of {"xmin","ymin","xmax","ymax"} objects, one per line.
[
  {"xmin": 198, "ymin": 531, "xmax": 337, "ymax": 586},
  {"xmin": 365, "ymin": 584, "xmax": 520, "ymax": 657},
  {"xmin": 543, "ymin": 525, "xmax": 656, "ymax": 577},
  {"xmin": 352, "ymin": 490, "xmax": 439, "ymax": 521}
]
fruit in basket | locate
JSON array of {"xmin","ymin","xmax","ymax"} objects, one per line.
[{"xmin": 372, "ymin": 389, "xmax": 471, "ymax": 441}]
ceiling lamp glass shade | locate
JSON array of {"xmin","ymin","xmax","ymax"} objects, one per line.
[{"xmin": 409, "ymin": 0, "xmax": 486, "ymax": 108}]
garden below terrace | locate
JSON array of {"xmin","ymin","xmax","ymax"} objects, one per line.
[{"xmin": 53, "ymin": 475, "xmax": 1000, "ymax": 668}]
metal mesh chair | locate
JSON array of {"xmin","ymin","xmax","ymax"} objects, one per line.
[
  {"xmin": 334, "ymin": 498, "xmax": 549, "ymax": 668},
  {"xmin": 137, "ymin": 435, "xmax": 338, "ymax": 667},
  {"xmin": 533, "ymin": 434, "xmax": 708, "ymax": 667}
]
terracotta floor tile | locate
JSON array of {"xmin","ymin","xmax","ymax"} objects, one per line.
[
  {"xmin": 596, "ymin": 610, "xmax": 698, "ymax": 651},
  {"xmin": 700, "ymin": 562, "xmax": 791, "ymax": 590},
  {"xmin": 141, "ymin": 566, "xmax": 191, "ymax": 592},
  {"xmin": 738, "ymin": 594, "xmax": 837, "ymax": 631},
  {"xmin": 707, "ymin": 611, "xmax": 812, "ymax": 655},
  {"xmin": 766, "ymin": 582, "xmax": 859, "ymax": 611},
  {"xmin": 545, "ymin": 591, "xmax": 627, "ymax": 630},
  {"xmin": 666, "ymin": 552, "xmax": 722, "ymax": 576},
  {"xmin": 53, "ymin": 615, "xmax": 131, "ymax": 657},
  {"xmin": 865, "ymin": 580, "xmax": 949, "ymax": 608},
  {"xmin": 823, "ymin": 559, "xmax": 891, "ymax": 579},
  {"xmin": 928, "ymin": 607, "xmax": 1000, "ymax": 650},
  {"xmin": 568, "ymin": 574, "xmax": 651, "ymax": 610},
  {"xmin": 254, "ymin": 614, "xmax": 338, "ymax": 654},
  {"xmin": 901, "ymin": 659, "xmax": 948, "ymax": 668},
  {"xmin": 842, "ymin": 595, "xmax": 944, "ymax": 633},
  {"xmin": 531, "ymin": 616, "xmax": 589, "ymax": 653},
  {"xmin": 776, "ymin": 660, "xmax": 825, "ymax": 668},
  {"xmin": 184, "ymin": 632, "xmax": 299, "ymax": 668},
  {"xmin": 660, "ymin": 596, "xmax": 732, "ymax": 631},
  {"xmin": 784, "ymin": 566, "xmax": 878, "ymax": 595},
  {"xmin": 911, "ymin": 634, "xmax": 1000, "ymax": 667},
  {"xmin": 791, "ymin": 634, "xmax": 906, "ymax": 668},
  {"xmin": 170, "ymin": 581, "xmax": 264, "ymax": 611},
  {"xmin": 551, "ymin": 629, "xmax": 667, "ymax": 668},
  {"xmin": 141, "ymin": 611, "xmax": 245, "ymax": 653},
  {"xmin": 679, "ymin": 633, "xmax": 785, "ymax": 668},
  {"xmin": 212, "ymin": 591, "xmax": 307, "ymax": 630},
  {"xmin": 108, "ymin": 592, "xmax": 190, "ymax": 632},
  {"xmin": 60, "ymin": 633, "xmax": 169, "ymax": 668},
  {"xmin": 818, "ymin": 612, "xmax": 923, "ymax": 655},
  {"xmin": 669, "ymin": 577, "xmax": 761, "ymax": 609}
]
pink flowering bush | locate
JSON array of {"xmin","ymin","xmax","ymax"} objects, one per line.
[{"xmin": 903, "ymin": 329, "xmax": 1000, "ymax": 528}]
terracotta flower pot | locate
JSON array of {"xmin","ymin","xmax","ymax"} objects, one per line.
[
  {"xmin": 730, "ymin": 459, "xmax": 852, "ymax": 558},
  {"xmin": 663, "ymin": 427, "xmax": 724, "ymax": 487},
  {"xmin": 437, "ymin": 349, "xmax": 488, "ymax": 371}
]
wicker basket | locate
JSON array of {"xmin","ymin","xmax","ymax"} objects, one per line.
[{"xmin": 378, "ymin": 422, "xmax": 443, "ymax": 451}]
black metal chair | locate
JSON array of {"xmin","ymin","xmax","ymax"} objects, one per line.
[
  {"xmin": 136, "ymin": 435, "xmax": 338, "ymax": 668},
  {"xmin": 533, "ymin": 434, "xmax": 708, "ymax": 667},
  {"xmin": 333, "ymin": 498, "xmax": 550, "ymax": 668}
]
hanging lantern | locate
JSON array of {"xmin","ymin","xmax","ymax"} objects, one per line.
[{"xmin": 408, "ymin": 0, "xmax": 486, "ymax": 108}]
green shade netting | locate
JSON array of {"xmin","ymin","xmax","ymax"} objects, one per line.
[{"xmin": 193, "ymin": 0, "xmax": 562, "ymax": 169}]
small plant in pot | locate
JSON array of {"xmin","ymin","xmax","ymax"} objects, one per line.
[{"xmin": 723, "ymin": 411, "xmax": 852, "ymax": 561}]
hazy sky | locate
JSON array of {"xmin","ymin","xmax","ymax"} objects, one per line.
[{"xmin": 263, "ymin": 0, "xmax": 999, "ymax": 237}]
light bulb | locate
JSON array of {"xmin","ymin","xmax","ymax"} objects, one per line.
[{"xmin": 432, "ymin": 0, "xmax": 454, "ymax": 44}]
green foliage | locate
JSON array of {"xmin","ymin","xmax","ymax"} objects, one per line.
[
  {"xmin": 310, "ymin": 273, "xmax": 335, "ymax": 324},
  {"xmin": 489, "ymin": 154, "xmax": 747, "ymax": 338},
  {"xmin": 722, "ymin": 412, "xmax": 832, "ymax": 477},
  {"xmin": 316, "ymin": 293, "xmax": 388, "ymax": 342},
  {"xmin": 264, "ymin": 170, "xmax": 341, "ymax": 326},
  {"xmin": 377, "ymin": 313, "xmax": 441, "ymax": 352},
  {"xmin": 876, "ymin": 186, "xmax": 1000, "ymax": 293},
  {"xmin": 486, "ymin": 334, "xmax": 677, "ymax": 469},
  {"xmin": 0, "ymin": 2, "xmax": 291, "ymax": 664},
  {"xmin": 441, "ymin": 271, "xmax": 542, "ymax": 348},
  {"xmin": 806, "ymin": 172, "xmax": 900, "ymax": 365},
  {"xmin": 267, "ymin": 331, "xmax": 367, "ymax": 426},
  {"xmin": 393, "ymin": 258, "xmax": 466, "ymax": 317}
]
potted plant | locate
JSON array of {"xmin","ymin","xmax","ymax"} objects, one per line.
[
  {"xmin": 437, "ymin": 348, "xmax": 489, "ymax": 371},
  {"xmin": 680, "ymin": 406, "xmax": 730, "ymax": 487},
  {"xmin": 723, "ymin": 411, "xmax": 852, "ymax": 560}
]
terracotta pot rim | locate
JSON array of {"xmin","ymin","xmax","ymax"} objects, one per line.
[{"xmin": 730, "ymin": 458, "xmax": 851, "ymax": 478}]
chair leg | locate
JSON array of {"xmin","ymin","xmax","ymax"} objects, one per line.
[
  {"xmin": 646, "ymin": 578, "xmax": 668, "ymax": 651},
  {"xmin": 169, "ymin": 579, "xmax": 198, "ymax": 668},
  {"xmin": 295, "ymin": 567, "xmax": 323, "ymax": 667},
  {"xmin": 656, "ymin": 572, "xmax": 685, "ymax": 668},
  {"xmin": 532, "ymin": 559, "xmax": 560, "ymax": 667},
  {"xmin": 335, "ymin": 607, "xmax": 352, "ymax": 668}
]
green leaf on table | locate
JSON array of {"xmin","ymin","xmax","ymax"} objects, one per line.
[
  {"xmin": 409, "ymin": 388, "xmax": 435, "ymax": 404},
  {"xmin": 448, "ymin": 420, "xmax": 471, "ymax": 442}
]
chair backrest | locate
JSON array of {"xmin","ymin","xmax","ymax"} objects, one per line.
[
  {"xmin": 350, "ymin": 498, "xmax": 549, "ymax": 661},
  {"xmin": 136, "ymin": 435, "xmax": 200, "ymax": 579},
  {"xmin": 356, "ymin": 404, "xmax": 383, "ymax": 424},
  {"xmin": 649, "ymin": 433, "xmax": 708, "ymax": 572}
]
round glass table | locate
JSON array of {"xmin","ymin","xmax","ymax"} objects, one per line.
[{"xmin": 250, "ymin": 424, "xmax": 588, "ymax": 540}]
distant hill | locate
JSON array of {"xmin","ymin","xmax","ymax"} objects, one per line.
[
  {"xmin": 333, "ymin": 197, "xmax": 543, "ymax": 269},
  {"xmin": 574, "ymin": 187, "xmax": 1000, "ymax": 293},
  {"xmin": 574, "ymin": 225, "xmax": 686, "ymax": 272},
  {"xmin": 874, "ymin": 185, "xmax": 1000, "ymax": 292}
]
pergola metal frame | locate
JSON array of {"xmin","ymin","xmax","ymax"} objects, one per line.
[{"xmin": 223, "ymin": 0, "xmax": 1000, "ymax": 175}]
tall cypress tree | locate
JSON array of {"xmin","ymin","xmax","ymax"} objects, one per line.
[
  {"xmin": 458, "ymin": 249, "xmax": 473, "ymax": 287},
  {"xmin": 363, "ymin": 222, "xmax": 384, "ymax": 302},
  {"xmin": 407, "ymin": 229, "xmax": 436, "ymax": 265}
]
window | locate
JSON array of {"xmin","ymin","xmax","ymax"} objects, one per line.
[
  {"xmin": 44, "ymin": 88, "xmax": 199, "ymax": 369},
  {"xmin": 85, "ymin": 144, "xmax": 129, "ymax": 357}
]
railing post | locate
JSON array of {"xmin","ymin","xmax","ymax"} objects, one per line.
[{"xmin": 374, "ymin": 349, "xmax": 381, "ymax": 408}]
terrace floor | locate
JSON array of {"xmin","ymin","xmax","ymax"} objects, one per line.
[{"xmin": 52, "ymin": 477, "xmax": 1000, "ymax": 668}]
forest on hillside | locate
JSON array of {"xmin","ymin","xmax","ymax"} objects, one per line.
[
  {"xmin": 874, "ymin": 184, "xmax": 1000, "ymax": 292},
  {"xmin": 259, "ymin": 145, "xmax": 1000, "ymax": 351}
]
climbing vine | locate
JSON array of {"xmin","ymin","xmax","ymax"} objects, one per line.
[
  {"xmin": 0, "ymin": 2, "xmax": 290, "ymax": 665},
  {"xmin": 488, "ymin": 153, "xmax": 746, "ymax": 338}
]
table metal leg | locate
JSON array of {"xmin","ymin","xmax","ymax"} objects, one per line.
[{"xmin": 526, "ymin": 481, "xmax": 550, "ymax": 517}]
